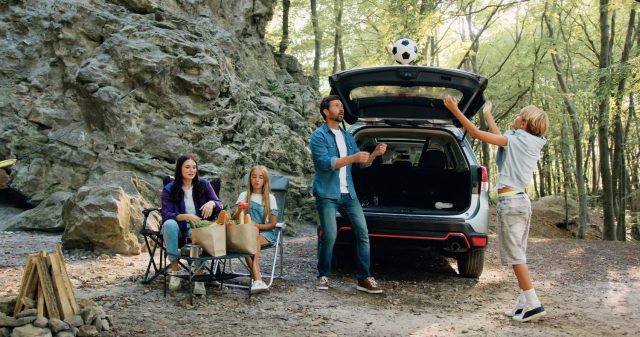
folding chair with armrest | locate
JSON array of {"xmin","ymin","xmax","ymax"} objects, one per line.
[
  {"xmin": 228, "ymin": 173, "xmax": 289, "ymax": 287},
  {"xmin": 140, "ymin": 175, "xmax": 222, "ymax": 284}
]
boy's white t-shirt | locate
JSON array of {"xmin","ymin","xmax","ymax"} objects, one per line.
[{"xmin": 329, "ymin": 127, "xmax": 349, "ymax": 193}]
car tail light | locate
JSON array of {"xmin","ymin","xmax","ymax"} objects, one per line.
[
  {"xmin": 480, "ymin": 165, "xmax": 488, "ymax": 192},
  {"xmin": 471, "ymin": 236, "xmax": 487, "ymax": 247}
]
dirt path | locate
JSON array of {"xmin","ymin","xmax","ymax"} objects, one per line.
[{"xmin": 1, "ymin": 223, "xmax": 639, "ymax": 337}]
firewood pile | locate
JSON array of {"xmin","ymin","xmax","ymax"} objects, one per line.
[{"xmin": 0, "ymin": 245, "xmax": 112, "ymax": 337}]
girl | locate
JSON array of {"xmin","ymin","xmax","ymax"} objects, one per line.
[
  {"xmin": 161, "ymin": 154, "xmax": 228, "ymax": 296},
  {"xmin": 234, "ymin": 165, "xmax": 279, "ymax": 294}
]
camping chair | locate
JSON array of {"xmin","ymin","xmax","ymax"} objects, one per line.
[
  {"xmin": 140, "ymin": 175, "xmax": 221, "ymax": 284},
  {"xmin": 227, "ymin": 173, "xmax": 289, "ymax": 287}
]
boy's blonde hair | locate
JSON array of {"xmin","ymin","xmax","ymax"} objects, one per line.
[
  {"xmin": 520, "ymin": 105, "xmax": 549, "ymax": 137},
  {"xmin": 245, "ymin": 165, "xmax": 272, "ymax": 222}
]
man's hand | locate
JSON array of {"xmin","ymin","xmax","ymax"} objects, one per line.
[
  {"xmin": 373, "ymin": 143, "xmax": 387, "ymax": 156},
  {"xmin": 351, "ymin": 151, "xmax": 370, "ymax": 164},
  {"xmin": 185, "ymin": 214, "xmax": 202, "ymax": 223}
]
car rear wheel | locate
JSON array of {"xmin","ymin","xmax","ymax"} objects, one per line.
[{"xmin": 457, "ymin": 249, "xmax": 485, "ymax": 278}]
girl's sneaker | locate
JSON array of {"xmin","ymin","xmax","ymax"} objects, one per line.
[{"xmin": 251, "ymin": 280, "xmax": 269, "ymax": 294}]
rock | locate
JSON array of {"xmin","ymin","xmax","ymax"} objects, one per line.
[
  {"xmin": 15, "ymin": 310, "xmax": 37, "ymax": 319},
  {"xmin": 0, "ymin": 327, "xmax": 11, "ymax": 337},
  {"xmin": 47, "ymin": 318, "xmax": 70, "ymax": 333},
  {"xmin": 14, "ymin": 316, "xmax": 36, "ymax": 327},
  {"xmin": 79, "ymin": 307, "xmax": 97, "ymax": 325},
  {"xmin": 100, "ymin": 319, "xmax": 109, "ymax": 331},
  {"xmin": 5, "ymin": 192, "xmax": 73, "ymax": 232},
  {"xmin": 0, "ymin": 297, "xmax": 16, "ymax": 316},
  {"xmin": 32, "ymin": 317, "xmax": 48, "ymax": 328},
  {"xmin": 62, "ymin": 316, "xmax": 82, "ymax": 328},
  {"xmin": 0, "ymin": 0, "xmax": 320, "ymax": 233},
  {"xmin": 62, "ymin": 172, "xmax": 149, "ymax": 254},
  {"xmin": 0, "ymin": 313, "xmax": 17, "ymax": 327},
  {"xmin": 77, "ymin": 299, "xmax": 96, "ymax": 309},
  {"xmin": 9, "ymin": 324, "xmax": 52, "ymax": 337},
  {"xmin": 91, "ymin": 316, "xmax": 102, "ymax": 331},
  {"xmin": 54, "ymin": 332, "xmax": 74, "ymax": 337},
  {"xmin": 76, "ymin": 325, "xmax": 98, "ymax": 337}
]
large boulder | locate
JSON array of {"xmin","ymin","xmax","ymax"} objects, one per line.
[
  {"xmin": 61, "ymin": 171, "xmax": 154, "ymax": 254},
  {"xmin": 0, "ymin": 0, "xmax": 322, "ymax": 231},
  {"xmin": 5, "ymin": 192, "xmax": 73, "ymax": 232}
]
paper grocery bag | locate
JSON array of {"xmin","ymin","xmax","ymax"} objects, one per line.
[
  {"xmin": 191, "ymin": 223, "xmax": 226, "ymax": 257},
  {"xmin": 225, "ymin": 223, "xmax": 257, "ymax": 254}
]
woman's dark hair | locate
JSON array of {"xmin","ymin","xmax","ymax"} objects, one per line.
[
  {"xmin": 169, "ymin": 154, "xmax": 206, "ymax": 203},
  {"xmin": 319, "ymin": 95, "xmax": 341, "ymax": 120}
]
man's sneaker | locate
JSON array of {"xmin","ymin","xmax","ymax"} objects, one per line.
[
  {"xmin": 168, "ymin": 271, "xmax": 181, "ymax": 291},
  {"xmin": 316, "ymin": 276, "xmax": 329, "ymax": 290},
  {"xmin": 357, "ymin": 277, "xmax": 383, "ymax": 294},
  {"xmin": 513, "ymin": 305, "xmax": 546, "ymax": 322},
  {"xmin": 251, "ymin": 280, "xmax": 269, "ymax": 294},
  {"xmin": 193, "ymin": 281, "xmax": 206, "ymax": 296}
]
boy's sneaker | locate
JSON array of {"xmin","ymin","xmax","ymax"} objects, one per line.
[
  {"xmin": 513, "ymin": 305, "xmax": 546, "ymax": 322},
  {"xmin": 168, "ymin": 271, "xmax": 181, "ymax": 291},
  {"xmin": 316, "ymin": 276, "xmax": 329, "ymax": 290},
  {"xmin": 193, "ymin": 281, "xmax": 206, "ymax": 295},
  {"xmin": 357, "ymin": 277, "xmax": 383, "ymax": 294},
  {"xmin": 251, "ymin": 280, "xmax": 269, "ymax": 294}
]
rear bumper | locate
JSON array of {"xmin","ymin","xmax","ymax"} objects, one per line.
[{"xmin": 336, "ymin": 215, "xmax": 488, "ymax": 250}]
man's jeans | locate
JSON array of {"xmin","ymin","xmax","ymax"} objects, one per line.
[{"xmin": 316, "ymin": 193, "xmax": 371, "ymax": 282}]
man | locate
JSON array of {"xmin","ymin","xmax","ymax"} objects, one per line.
[{"xmin": 309, "ymin": 95, "xmax": 387, "ymax": 294}]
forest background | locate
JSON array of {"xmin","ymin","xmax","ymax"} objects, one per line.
[{"xmin": 265, "ymin": 0, "xmax": 640, "ymax": 242}]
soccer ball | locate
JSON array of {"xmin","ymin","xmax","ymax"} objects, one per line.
[{"xmin": 391, "ymin": 38, "xmax": 418, "ymax": 65}]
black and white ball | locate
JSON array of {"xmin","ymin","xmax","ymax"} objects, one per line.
[{"xmin": 391, "ymin": 38, "xmax": 418, "ymax": 65}]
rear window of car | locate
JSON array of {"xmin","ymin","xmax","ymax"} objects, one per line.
[{"xmin": 350, "ymin": 86, "xmax": 463, "ymax": 100}]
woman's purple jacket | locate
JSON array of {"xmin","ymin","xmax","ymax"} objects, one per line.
[{"xmin": 161, "ymin": 179, "xmax": 223, "ymax": 232}]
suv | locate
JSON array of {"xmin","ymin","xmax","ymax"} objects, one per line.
[{"xmin": 329, "ymin": 66, "xmax": 490, "ymax": 278}]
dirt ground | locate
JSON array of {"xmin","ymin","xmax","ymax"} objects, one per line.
[{"xmin": 1, "ymin": 212, "xmax": 639, "ymax": 337}]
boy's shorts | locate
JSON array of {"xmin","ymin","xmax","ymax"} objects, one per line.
[{"xmin": 496, "ymin": 193, "xmax": 531, "ymax": 266}]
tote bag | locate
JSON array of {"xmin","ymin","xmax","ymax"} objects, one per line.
[
  {"xmin": 225, "ymin": 223, "xmax": 257, "ymax": 254},
  {"xmin": 191, "ymin": 223, "xmax": 226, "ymax": 257}
]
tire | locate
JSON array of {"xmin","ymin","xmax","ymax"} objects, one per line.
[{"xmin": 457, "ymin": 249, "xmax": 485, "ymax": 278}]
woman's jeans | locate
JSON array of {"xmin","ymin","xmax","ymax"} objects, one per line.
[
  {"xmin": 162, "ymin": 220, "xmax": 203, "ymax": 268},
  {"xmin": 316, "ymin": 194, "xmax": 371, "ymax": 282}
]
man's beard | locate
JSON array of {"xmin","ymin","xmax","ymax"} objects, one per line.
[{"xmin": 331, "ymin": 114, "xmax": 344, "ymax": 123}]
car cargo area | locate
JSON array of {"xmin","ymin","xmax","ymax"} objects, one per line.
[{"xmin": 352, "ymin": 128, "xmax": 472, "ymax": 213}]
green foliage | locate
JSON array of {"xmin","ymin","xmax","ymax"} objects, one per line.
[{"xmin": 267, "ymin": 80, "xmax": 296, "ymax": 103}]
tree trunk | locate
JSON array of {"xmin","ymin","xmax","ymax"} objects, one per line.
[
  {"xmin": 543, "ymin": 4, "xmax": 589, "ymax": 238},
  {"xmin": 278, "ymin": 0, "xmax": 291, "ymax": 54},
  {"xmin": 332, "ymin": 0, "xmax": 345, "ymax": 73},
  {"xmin": 597, "ymin": 0, "xmax": 616, "ymax": 240},
  {"xmin": 613, "ymin": 6, "xmax": 636, "ymax": 241},
  {"xmin": 310, "ymin": 0, "xmax": 321, "ymax": 81}
]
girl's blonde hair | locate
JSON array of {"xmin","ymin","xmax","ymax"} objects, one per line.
[
  {"xmin": 520, "ymin": 105, "xmax": 549, "ymax": 137},
  {"xmin": 245, "ymin": 165, "xmax": 272, "ymax": 222}
]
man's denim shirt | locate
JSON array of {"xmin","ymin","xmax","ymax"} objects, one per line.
[{"xmin": 309, "ymin": 123, "xmax": 359, "ymax": 200}]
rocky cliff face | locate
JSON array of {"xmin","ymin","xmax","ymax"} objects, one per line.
[{"xmin": 0, "ymin": 0, "xmax": 321, "ymax": 253}]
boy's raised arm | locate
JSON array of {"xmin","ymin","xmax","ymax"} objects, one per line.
[
  {"xmin": 443, "ymin": 96, "xmax": 508, "ymax": 147},
  {"xmin": 483, "ymin": 101, "xmax": 502, "ymax": 135}
]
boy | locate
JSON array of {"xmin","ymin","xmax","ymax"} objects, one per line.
[{"xmin": 443, "ymin": 96, "xmax": 549, "ymax": 322}]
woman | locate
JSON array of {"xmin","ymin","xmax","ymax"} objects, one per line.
[
  {"xmin": 233, "ymin": 165, "xmax": 279, "ymax": 294},
  {"xmin": 161, "ymin": 154, "xmax": 227, "ymax": 295}
]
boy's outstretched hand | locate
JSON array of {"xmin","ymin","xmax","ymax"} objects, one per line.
[{"xmin": 443, "ymin": 96, "xmax": 461, "ymax": 115}]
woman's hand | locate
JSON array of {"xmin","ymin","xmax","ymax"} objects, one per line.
[
  {"xmin": 184, "ymin": 214, "xmax": 202, "ymax": 223},
  {"xmin": 483, "ymin": 100, "xmax": 493, "ymax": 114},
  {"xmin": 199, "ymin": 200, "xmax": 216, "ymax": 219}
]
